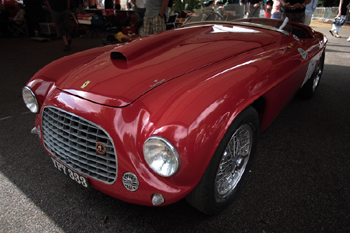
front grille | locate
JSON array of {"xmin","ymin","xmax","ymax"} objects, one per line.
[{"xmin": 41, "ymin": 106, "xmax": 117, "ymax": 184}]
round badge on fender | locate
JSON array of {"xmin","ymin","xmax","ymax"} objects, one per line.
[{"xmin": 96, "ymin": 142, "xmax": 106, "ymax": 155}]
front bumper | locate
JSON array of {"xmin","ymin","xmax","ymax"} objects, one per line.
[{"xmin": 34, "ymin": 89, "xmax": 191, "ymax": 206}]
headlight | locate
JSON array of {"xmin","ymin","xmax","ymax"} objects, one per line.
[
  {"xmin": 143, "ymin": 136, "xmax": 180, "ymax": 177},
  {"xmin": 22, "ymin": 86, "xmax": 39, "ymax": 113}
]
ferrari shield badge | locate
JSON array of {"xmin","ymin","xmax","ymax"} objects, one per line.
[{"xmin": 81, "ymin": 80, "xmax": 91, "ymax": 89}]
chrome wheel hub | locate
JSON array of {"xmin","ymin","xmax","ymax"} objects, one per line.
[{"xmin": 215, "ymin": 124, "xmax": 253, "ymax": 197}]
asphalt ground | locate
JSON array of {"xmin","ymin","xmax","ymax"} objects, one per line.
[{"xmin": 0, "ymin": 21, "xmax": 349, "ymax": 233}]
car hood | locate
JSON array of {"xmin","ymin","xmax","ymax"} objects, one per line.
[{"xmin": 57, "ymin": 24, "xmax": 276, "ymax": 107}]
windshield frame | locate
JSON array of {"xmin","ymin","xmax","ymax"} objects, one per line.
[
  {"xmin": 183, "ymin": 20, "xmax": 291, "ymax": 36},
  {"xmin": 181, "ymin": 5, "xmax": 296, "ymax": 36}
]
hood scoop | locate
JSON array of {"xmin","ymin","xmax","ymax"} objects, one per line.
[
  {"xmin": 111, "ymin": 52, "xmax": 127, "ymax": 62},
  {"xmin": 110, "ymin": 51, "xmax": 129, "ymax": 69}
]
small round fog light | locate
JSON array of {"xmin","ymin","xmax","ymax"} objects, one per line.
[
  {"xmin": 152, "ymin": 193, "xmax": 165, "ymax": 206},
  {"xmin": 122, "ymin": 172, "xmax": 139, "ymax": 192}
]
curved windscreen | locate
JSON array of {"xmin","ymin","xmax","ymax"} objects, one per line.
[{"xmin": 182, "ymin": 4, "xmax": 313, "ymax": 38}]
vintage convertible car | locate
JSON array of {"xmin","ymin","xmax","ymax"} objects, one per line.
[{"xmin": 23, "ymin": 6, "xmax": 327, "ymax": 214}]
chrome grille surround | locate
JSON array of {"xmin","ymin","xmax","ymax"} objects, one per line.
[{"xmin": 41, "ymin": 106, "xmax": 117, "ymax": 184}]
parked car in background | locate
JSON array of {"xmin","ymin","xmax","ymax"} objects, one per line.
[{"xmin": 23, "ymin": 6, "xmax": 327, "ymax": 214}]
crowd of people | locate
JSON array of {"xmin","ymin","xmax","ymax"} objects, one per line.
[
  {"xmin": 0, "ymin": 0, "xmax": 169, "ymax": 49},
  {"xmin": 329, "ymin": 0, "xmax": 350, "ymax": 41},
  {"xmin": 219, "ymin": 0, "xmax": 349, "ymax": 41},
  {"xmin": 1, "ymin": 0, "xmax": 350, "ymax": 48},
  {"xmin": 240, "ymin": 0, "xmax": 316, "ymax": 25}
]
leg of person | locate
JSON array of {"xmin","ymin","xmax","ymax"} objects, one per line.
[
  {"xmin": 304, "ymin": 13, "xmax": 312, "ymax": 26},
  {"xmin": 249, "ymin": 5, "xmax": 259, "ymax": 17},
  {"xmin": 51, "ymin": 10, "xmax": 67, "ymax": 49},
  {"xmin": 143, "ymin": 17, "xmax": 153, "ymax": 37},
  {"xmin": 334, "ymin": 24, "xmax": 342, "ymax": 38},
  {"xmin": 50, "ymin": 10, "xmax": 70, "ymax": 50},
  {"xmin": 60, "ymin": 13, "xmax": 70, "ymax": 50},
  {"xmin": 298, "ymin": 12, "xmax": 305, "ymax": 24},
  {"xmin": 62, "ymin": 10, "xmax": 73, "ymax": 47},
  {"xmin": 254, "ymin": 7, "xmax": 260, "ymax": 17},
  {"xmin": 62, "ymin": 35, "xmax": 70, "ymax": 50},
  {"xmin": 248, "ymin": 5, "xmax": 254, "ymax": 17},
  {"xmin": 152, "ymin": 15, "xmax": 166, "ymax": 35},
  {"xmin": 330, "ymin": 24, "xmax": 341, "ymax": 37}
]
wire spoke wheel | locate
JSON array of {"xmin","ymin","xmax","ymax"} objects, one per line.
[
  {"xmin": 312, "ymin": 62, "xmax": 322, "ymax": 92},
  {"xmin": 215, "ymin": 124, "xmax": 253, "ymax": 198}
]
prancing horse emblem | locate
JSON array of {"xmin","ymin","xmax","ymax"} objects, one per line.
[
  {"xmin": 81, "ymin": 80, "xmax": 91, "ymax": 89},
  {"xmin": 96, "ymin": 142, "xmax": 106, "ymax": 155}
]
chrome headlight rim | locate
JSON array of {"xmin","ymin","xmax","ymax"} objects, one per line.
[
  {"xmin": 143, "ymin": 136, "xmax": 180, "ymax": 177},
  {"xmin": 22, "ymin": 86, "xmax": 39, "ymax": 114}
]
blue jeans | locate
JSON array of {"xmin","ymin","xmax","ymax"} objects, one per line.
[{"xmin": 271, "ymin": 12, "xmax": 282, "ymax": 19}]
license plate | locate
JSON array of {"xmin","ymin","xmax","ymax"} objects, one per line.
[{"xmin": 50, "ymin": 157, "xmax": 89, "ymax": 188}]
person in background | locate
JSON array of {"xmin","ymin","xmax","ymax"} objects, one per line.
[
  {"xmin": 127, "ymin": 0, "xmax": 133, "ymax": 9},
  {"xmin": 10, "ymin": 3, "xmax": 25, "ymax": 25},
  {"xmin": 115, "ymin": 0, "xmax": 121, "ymax": 10},
  {"xmin": 70, "ymin": 0, "xmax": 78, "ymax": 11},
  {"xmin": 143, "ymin": 0, "xmax": 168, "ymax": 37},
  {"xmin": 304, "ymin": 0, "xmax": 317, "ymax": 26},
  {"xmin": 89, "ymin": 0, "xmax": 97, "ymax": 8},
  {"xmin": 271, "ymin": 0, "xmax": 282, "ymax": 18},
  {"xmin": 77, "ymin": 0, "xmax": 85, "ymax": 13},
  {"xmin": 0, "ymin": 2, "xmax": 10, "ymax": 36},
  {"xmin": 105, "ymin": 0, "xmax": 113, "ymax": 9},
  {"xmin": 329, "ymin": 0, "xmax": 350, "ymax": 38},
  {"xmin": 71, "ymin": 0, "xmax": 85, "ymax": 13},
  {"xmin": 247, "ymin": 0, "xmax": 263, "ymax": 18},
  {"xmin": 46, "ymin": 0, "xmax": 73, "ymax": 51},
  {"xmin": 280, "ymin": 0, "xmax": 311, "ymax": 24},
  {"xmin": 264, "ymin": 0, "xmax": 273, "ymax": 18},
  {"xmin": 23, "ymin": 0, "xmax": 45, "ymax": 37},
  {"xmin": 132, "ymin": 0, "xmax": 146, "ymax": 28},
  {"xmin": 7, "ymin": 2, "xmax": 26, "ymax": 35}
]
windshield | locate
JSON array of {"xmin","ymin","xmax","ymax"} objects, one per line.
[{"xmin": 182, "ymin": 4, "xmax": 312, "ymax": 38}]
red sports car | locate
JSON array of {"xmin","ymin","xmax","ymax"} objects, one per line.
[{"xmin": 23, "ymin": 6, "xmax": 327, "ymax": 214}]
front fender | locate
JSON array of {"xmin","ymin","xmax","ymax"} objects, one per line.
[{"xmin": 26, "ymin": 45, "xmax": 118, "ymax": 110}]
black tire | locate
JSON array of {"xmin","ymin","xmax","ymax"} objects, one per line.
[
  {"xmin": 299, "ymin": 51, "xmax": 325, "ymax": 99},
  {"xmin": 186, "ymin": 106, "xmax": 259, "ymax": 215}
]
